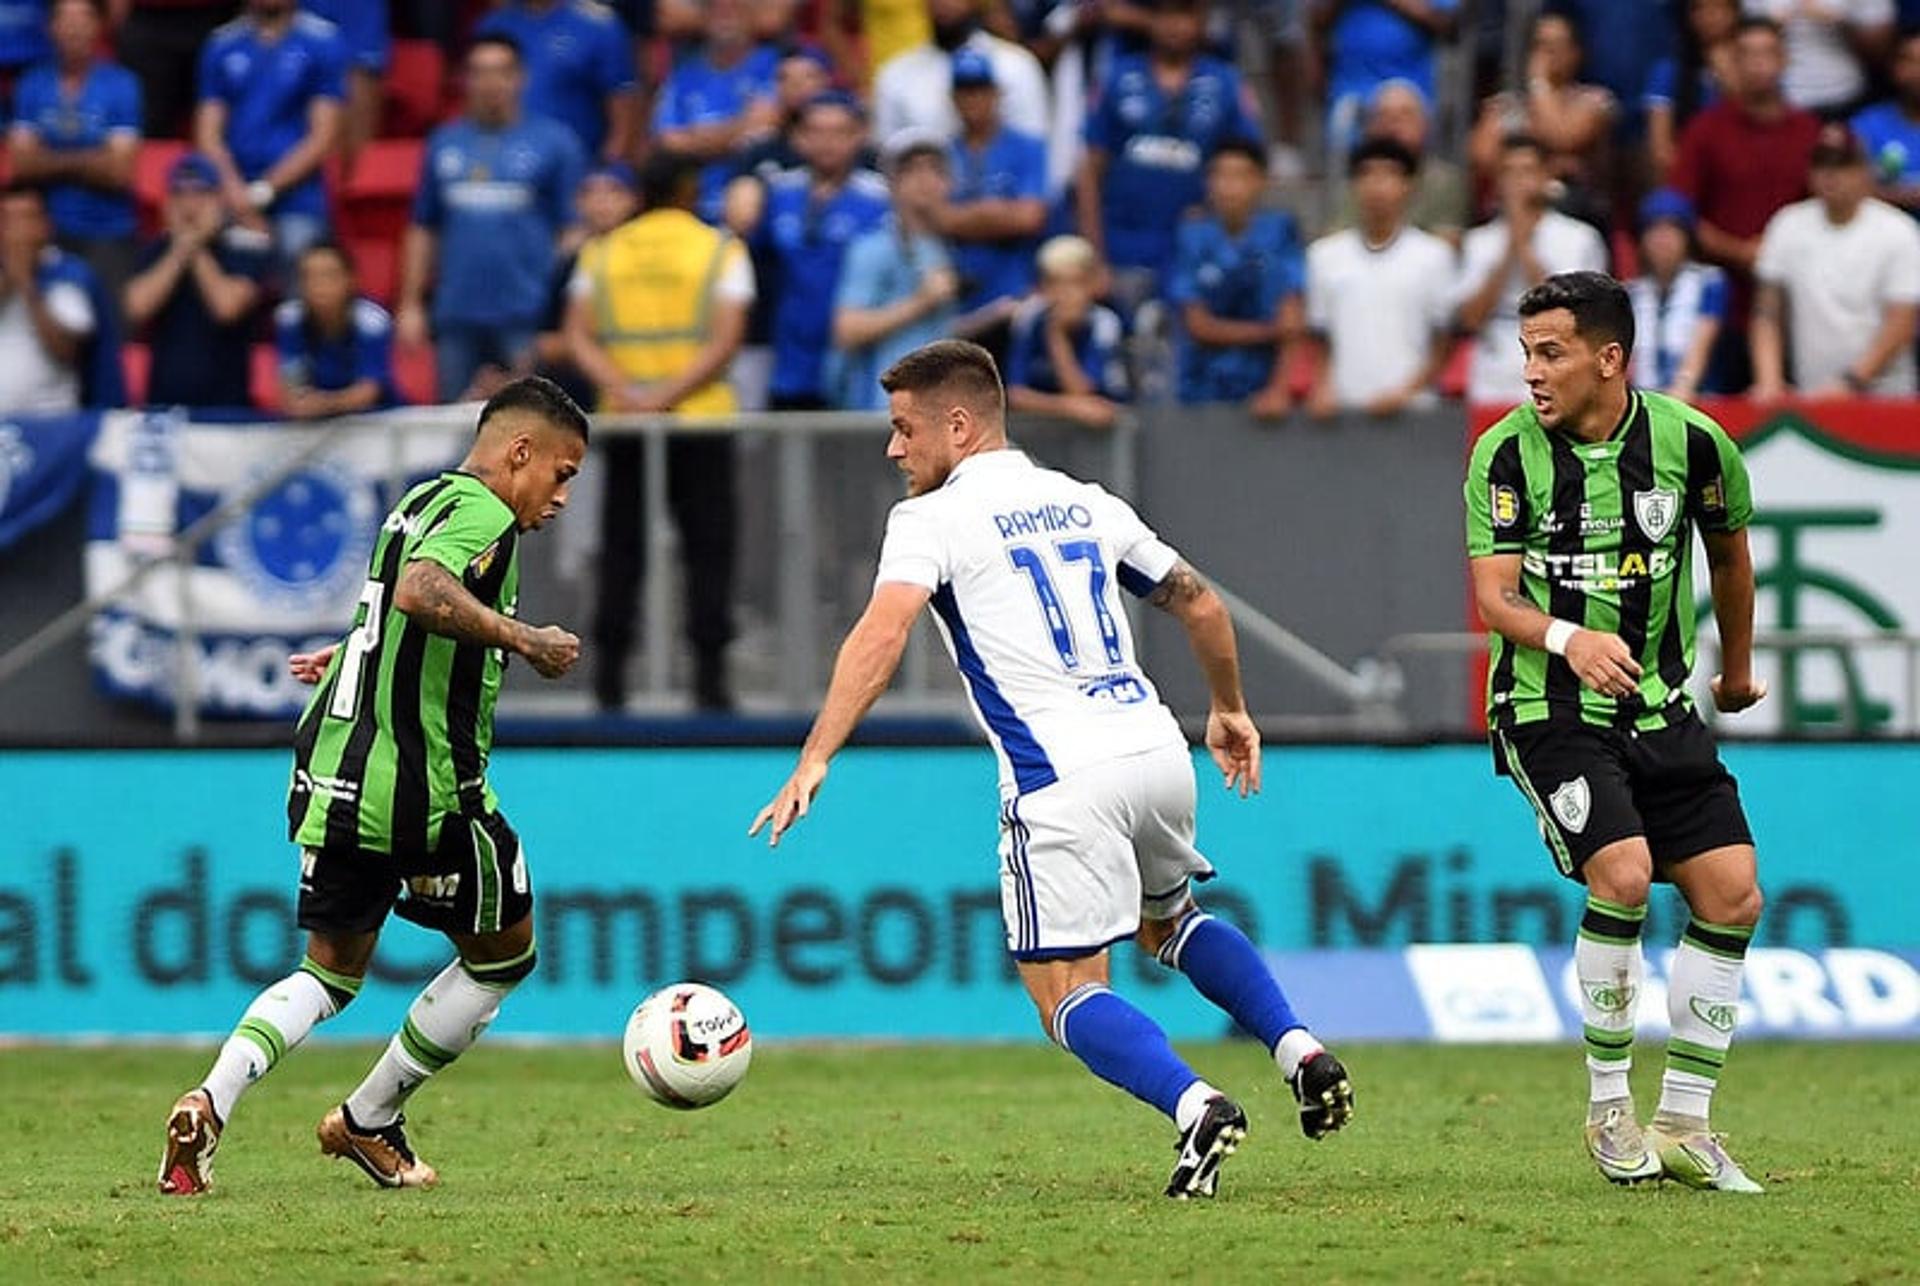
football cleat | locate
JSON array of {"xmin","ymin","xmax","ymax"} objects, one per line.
[
  {"xmin": 1166, "ymin": 1095, "xmax": 1248, "ymax": 1200},
  {"xmin": 1290, "ymin": 1050, "xmax": 1355, "ymax": 1139},
  {"xmin": 158, "ymin": 1089, "xmax": 222, "ymax": 1196},
  {"xmin": 1583, "ymin": 1102, "xmax": 1663, "ymax": 1185},
  {"xmin": 317, "ymin": 1105, "xmax": 439, "ymax": 1189},
  {"xmin": 1647, "ymin": 1118, "xmax": 1765, "ymax": 1194}
]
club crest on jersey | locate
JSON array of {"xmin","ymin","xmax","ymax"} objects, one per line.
[
  {"xmin": 1633, "ymin": 488, "xmax": 1679, "ymax": 542},
  {"xmin": 1491, "ymin": 484, "xmax": 1519, "ymax": 528},
  {"xmin": 1550, "ymin": 776, "xmax": 1591, "ymax": 834}
]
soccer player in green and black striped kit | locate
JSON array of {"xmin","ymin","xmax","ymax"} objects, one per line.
[
  {"xmin": 159, "ymin": 377, "xmax": 588, "ymax": 1195},
  {"xmin": 1466, "ymin": 272, "xmax": 1769, "ymax": 1194}
]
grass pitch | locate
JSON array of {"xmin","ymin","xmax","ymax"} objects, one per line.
[{"xmin": 1, "ymin": 1040, "xmax": 1915, "ymax": 1284}]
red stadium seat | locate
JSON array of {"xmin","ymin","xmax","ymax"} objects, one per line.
[
  {"xmin": 335, "ymin": 139, "xmax": 422, "ymax": 303},
  {"xmin": 251, "ymin": 343, "xmax": 283, "ymax": 415},
  {"xmin": 134, "ymin": 140, "xmax": 190, "ymax": 239},
  {"xmin": 347, "ymin": 233, "xmax": 400, "ymax": 304},
  {"xmin": 382, "ymin": 39, "xmax": 448, "ymax": 138},
  {"xmin": 393, "ymin": 339, "xmax": 436, "ymax": 405},
  {"xmin": 122, "ymin": 341, "xmax": 151, "ymax": 406}
]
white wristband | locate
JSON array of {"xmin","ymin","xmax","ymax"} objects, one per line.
[
  {"xmin": 1543, "ymin": 618, "xmax": 1579, "ymax": 657},
  {"xmin": 246, "ymin": 179, "xmax": 275, "ymax": 210}
]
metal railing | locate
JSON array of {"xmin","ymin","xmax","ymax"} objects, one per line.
[{"xmin": 5, "ymin": 405, "xmax": 1392, "ymax": 743}]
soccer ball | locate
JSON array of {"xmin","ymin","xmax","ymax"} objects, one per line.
[{"xmin": 622, "ymin": 982, "xmax": 753, "ymax": 1109}]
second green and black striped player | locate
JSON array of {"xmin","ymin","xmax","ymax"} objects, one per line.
[{"xmin": 1466, "ymin": 387, "xmax": 1753, "ymax": 732}]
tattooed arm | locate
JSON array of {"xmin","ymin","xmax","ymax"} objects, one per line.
[
  {"xmin": 1150, "ymin": 560, "xmax": 1260, "ymax": 795},
  {"xmin": 394, "ymin": 560, "xmax": 580, "ymax": 678}
]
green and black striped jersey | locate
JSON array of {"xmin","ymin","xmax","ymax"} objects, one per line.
[
  {"xmin": 288, "ymin": 472, "xmax": 521, "ymax": 854},
  {"xmin": 1465, "ymin": 389, "xmax": 1753, "ymax": 731}
]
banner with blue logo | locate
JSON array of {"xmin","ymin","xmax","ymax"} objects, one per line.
[
  {"xmin": 0, "ymin": 746, "xmax": 1914, "ymax": 1042},
  {"xmin": 0, "ymin": 412, "xmax": 101, "ymax": 552},
  {"xmin": 83, "ymin": 412, "xmax": 467, "ymax": 717}
]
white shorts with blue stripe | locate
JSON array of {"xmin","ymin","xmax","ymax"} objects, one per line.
[{"xmin": 998, "ymin": 743, "xmax": 1215, "ymax": 962}]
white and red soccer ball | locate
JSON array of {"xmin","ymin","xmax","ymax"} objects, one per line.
[{"xmin": 622, "ymin": 982, "xmax": 753, "ymax": 1109}]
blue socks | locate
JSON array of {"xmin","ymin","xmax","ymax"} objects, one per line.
[
  {"xmin": 1160, "ymin": 912, "xmax": 1303, "ymax": 1052},
  {"xmin": 1053, "ymin": 983, "xmax": 1201, "ymax": 1120}
]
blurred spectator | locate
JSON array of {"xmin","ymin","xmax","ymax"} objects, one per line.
[
  {"xmin": 0, "ymin": 0, "xmax": 50, "ymax": 86},
  {"xmin": 1167, "ymin": 139, "xmax": 1303, "ymax": 415},
  {"xmin": 0, "ymin": 183, "xmax": 102, "ymax": 414},
  {"xmin": 733, "ymin": 47, "xmax": 835, "ymax": 410},
  {"xmin": 475, "ymin": 0, "xmax": 638, "ymax": 161},
  {"xmin": 725, "ymin": 91, "xmax": 889, "ymax": 409},
  {"xmin": 1751, "ymin": 122, "xmax": 1920, "ymax": 398},
  {"xmin": 276, "ymin": 241, "xmax": 398, "ymax": 419},
  {"xmin": 737, "ymin": 45, "xmax": 834, "ymax": 180},
  {"xmin": 830, "ymin": 132, "xmax": 959, "ymax": 410},
  {"xmin": 113, "ymin": 0, "xmax": 234, "ymax": 137},
  {"xmin": 1304, "ymin": 138, "xmax": 1455, "ymax": 417},
  {"xmin": 1468, "ymin": 13, "xmax": 1614, "ymax": 229},
  {"xmin": 9, "ymin": 0, "xmax": 143, "ymax": 308},
  {"xmin": 828, "ymin": 0, "xmax": 929, "ymax": 90},
  {"xmin": 1626, "ymin": 188, "xmax": 1726, "ymax": 399},
  {"xmin": 1744, "ymin": 0, "xmax": 1893, "ymax": 117},
  {"xmin": 535, "ymin": 162, "xmax": 642, "ymax": 409},
  {"xmin": 1851, "ymin": 28, "xmax": 1920, "ymax": 217},
  {"xmin": 566, "ymin": 151, "xmax": 754, "ymax": 712},
  {"xmin": 873, "ymin": 0, "xmax": 1050, "ymax": 143},
  {"xmin": 123, "ymin": 153, "xmax": 267, "ymax": 408},
  {"xmin": 1312, "ymin": 0, "xmax": 1459, "ymax": 160},
  {"xmin": 1671, "ymin": 16, "xmax": 1820, "ymax": 390},
  {"xmin": 1077, "ymin": 0, "xmax": 1262, "ymax": 308},
  {"xmin": 1005, "ymin": 234, "xmax": 1130, "ymax": 429},
  {"xmin": 939, "ymin": 48, "xmax": 1046, "ymax": 316},
  {"xmin": 399, "ymin": 34, "xmax": 584, "ymax": 403},
  {"xmin": 194, "ymin": 0, "xmax": 346, "ymax": 273},
  {"xmin": 653, "ymin": 0, "xmax": 781, "ymax": 221},
  {"xmin": 305, "ymin": 0, "xmax": 389, "ymax": 167},
  {"xmin": 1455, "ymin": 134, "xmax": 1608, "ymax": 406},
  {"xmin": 1333, "ymin": 78, "xmax": 1468, "ymax": 243},
  {"xmin": 1541, "ymin": 0, "xmax": 1675, "ymax": 140},
  {"xmin": 1646, "ymin": 0, "xmax": 1739, "ymax": 182}
]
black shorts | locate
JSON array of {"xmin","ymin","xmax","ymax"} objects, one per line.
[
  {"xmin": 297, "ymin": 811, "xmax": 532, "ymax": 937},
  {"xmin": 1493, "ymin": 713, "xmax": 1753, "ymax": 881}
]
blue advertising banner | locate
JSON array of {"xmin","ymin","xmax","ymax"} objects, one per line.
[{"xmin": 1, "ymin": 745, "xmax": 1915, "ymax": 1041}]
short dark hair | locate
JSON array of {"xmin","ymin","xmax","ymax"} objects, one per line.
[
  {"xmin": 1517, "ymin": 271, "xmax": 1635, "ymax": 360},
  {"xmin": 469, "ymin": 32, "xmax": 522, "ymax": 63},
  {"xmin": 879, "ymin": 340, "xmax": 1006, "ymax": 417},
  {"xmin": 1735, "ymin": 15, "xmax": 1783, "ymax": 42},
  {"xmin": 478, "ymin": 375, "xmax": 590, "ymax": 442},
  {"xmin": 1347, "ymin": 136, "xmax": 1418, "ymax": 178},
  {"xmin": 298, "ymin": 239, "xmax": 355, "ymax": 273},
  {"xmin": 640, "ymin": 149, "xmax": 702, "ymax": 211},
  {"xmin": 1500, "ymin": 132, "xmax": 1548, "ymax": 163},
  {"xmin": 1208, "ymin": 138, "xmax": 1266, "ymax": 171}
]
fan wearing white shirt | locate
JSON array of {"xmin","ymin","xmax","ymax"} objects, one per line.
[
  {"xmin": 872, "ymin": 0, "xmax": 1050, "ymax": 145},
  {"xmin": 750, "ymin": 339, "xmax": 1353, "ymax": 1200},
  {"xmin": 1305, "ymin": 136, "xmax": 1456, "ymax": 418},
  {"xmin": 1751, "ymin": 120, "xmax": 1920, "ymax": 399},
  {"xmin": 1454, "ymin": 134, "xmax": 1609, "ymax": 407}
]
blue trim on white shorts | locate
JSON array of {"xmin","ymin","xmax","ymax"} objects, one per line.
[{"xmin": 1009, "ymin": 929, "xmax": 1138, "ymax": 963}]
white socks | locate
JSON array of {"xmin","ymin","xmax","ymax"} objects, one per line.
[
  {"xmin": 200, "ymin": 968, "xmax": 342, "ymax": 1123},
  {"xmin": 344, "ymin": 961, "xmax": 508, "ymax": 1129},
  {"xmin": 1575, "ymin": 895, "xmax": 1647, "ymax": 1109},
  {"xmin": 1657, "ymin": 919, "xmax": 1752, "ymax": 1126}
]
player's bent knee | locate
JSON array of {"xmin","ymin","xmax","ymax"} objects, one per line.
[
  {"xmin": 1135, "ymin": 916, "xmax": 1180, "ymax": 957},
  {"xmin": 1719, "ymin": 882, "xmax": 1764, "ymax": 928}
]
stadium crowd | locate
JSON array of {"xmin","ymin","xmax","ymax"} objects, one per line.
[
  {"xmin": 7, "ymin": 0, "xmax": 1920, "ymax": 707},
  {"xmin": 4, "ymin": 0, "xmax": 1920, "ymax": 421}
]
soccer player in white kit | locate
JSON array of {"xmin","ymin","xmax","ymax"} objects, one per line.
[{"xmin": 751, "ymin": 340, "xmax": 1353, "ymax": 1199}]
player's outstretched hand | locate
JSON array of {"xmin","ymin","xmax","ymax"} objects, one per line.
[
  {"xmin": 1711, "ymin": 673, "xmax": 1769, "ymax": 714},
  {"xmin": 1205, "ymin": 708, "xmax": 1262, "ymax": 798},
  {"xmin": 748, "ymin": 760, "xmax": 828, "ymax": 848},
  {"xmin": 520, "ymin": 624, "xmax": 580, "ymax": 679},
  {"xmin": 288, "ymin": 644, "xmax": 339, "ymax": 685},
  {"xmin": 1565, "ymin": 628, "xmax": 1642, "ymax": 700}
]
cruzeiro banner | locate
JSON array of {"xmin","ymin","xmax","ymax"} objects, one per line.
[
  {"xmin": 85, "ymin": 411, "xmax": 469, "ymax": 718},
  {"xmin": 0, "ymin": 412, "xmax": 101, "ymax": 552}
]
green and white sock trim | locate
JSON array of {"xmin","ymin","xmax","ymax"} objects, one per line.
[
  {"xmin": 1680, "ymin": 917, "xmax": 1754, "ymax": 961},
  {"xmin": 298, "ymin": 955, "xmax": 365, "ymax": 1011}
]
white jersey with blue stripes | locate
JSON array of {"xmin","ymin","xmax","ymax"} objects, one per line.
[{"xmin": 875, "ymin": 449, "xmax": 1186, "ymax": 796}]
